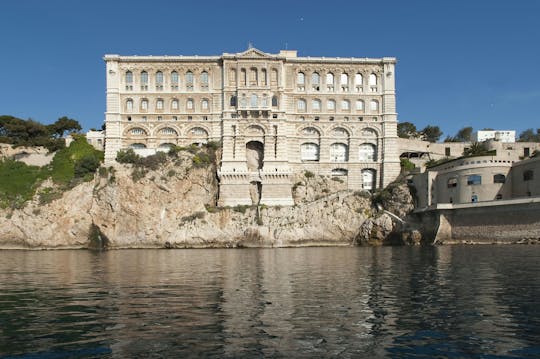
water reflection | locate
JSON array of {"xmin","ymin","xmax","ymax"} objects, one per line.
[{"xmin": 0, "ymin": 246, "xmax": 539, "ymax": 358}]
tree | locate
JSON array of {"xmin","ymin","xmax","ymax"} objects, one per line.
[
  {"xmin": 397, "ymin": 122, "xmax": 418, "ymax": 139},
  {"xmin": 455, "ymin": 126, "xmax": 473, "ymax": 142},
  {"xmin": 463, "ymin": 142, "xmax": 489, "ymax": 157},
  {"xmin": 420, "ymin": 125, "xmax": 443, "ymax": 143},
  {"xmin": 47, "ymin": 116, "xmax": 82, "ymax": 138},
  {"xmin": 518, "ymin": 128, "xmax": 540, "ymax": 142}
]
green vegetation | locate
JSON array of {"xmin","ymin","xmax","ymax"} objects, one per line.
[
  {"xmin": 397, "ymin": 122, "xmax": 443, "ymax": 142},
  {"xmin": 0, "ymin": 134, "xmax": 103, "ymax": 208},
  {"xmin": 0, "ymin": 160, "xmax": 49, "ymax": 208},
  {"xmin": 233, "ymin": 205, "xmax": 250, "ymax": 214},
  {"xmin": 304, "ymin": 170, "xmax": 315, "ymax": 178},
  {"xmin": 0, "ymin": 115, "xmax": 82, "ymax": 151},
  {"xmin": 181, "ymin": 211, "xmax": 206, "ymax": 222},
  {"xmin": 518, "ymin": 128, "xmax": 540, "ymax": 142},
  {"xmin": 400, "ymin": 158, "xmax": 415, "ymax": 171},
  {"xmin": 50, "ymin": 135, "xmax": 104, "ymax": 185}
]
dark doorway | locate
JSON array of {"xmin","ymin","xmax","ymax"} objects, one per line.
[{"xmin": 246, "ymin": 141, "xmax": 264, "ymax": 171}]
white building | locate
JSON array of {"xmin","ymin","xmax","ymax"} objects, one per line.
[
  {"xmin": 473, "ymin": 130, "xmax": 515, "ymax": 143},
  {"xmin": 103, "ymin": 48, "xmax": 401, "ymax": 206}
]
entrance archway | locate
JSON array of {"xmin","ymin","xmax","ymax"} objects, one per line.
[
  {"xmin": 246, "ymin": 141, "xmax": 264, "ymax": 171},
  {"xmin": 362, "ymin": 169, "xmax": 376, "ymax": 190}
]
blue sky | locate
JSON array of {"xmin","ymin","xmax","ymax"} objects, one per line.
[{"xmin": 1, "ymin": 0, "xmax": 539, "ymax": 140}]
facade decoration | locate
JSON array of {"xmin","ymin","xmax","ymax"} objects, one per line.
[{"xmin": 104, "ymin": 48, "xmax": 400, "ymax": 206}]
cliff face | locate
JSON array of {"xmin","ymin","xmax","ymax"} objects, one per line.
[{"xmin": 0, "ymin": 152, "xmax": 415, "ymax": 249}]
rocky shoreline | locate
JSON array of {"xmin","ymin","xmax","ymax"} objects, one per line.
[{"xmin": 0, "ymin": 150, "xmax": 418, "ymax": 250}]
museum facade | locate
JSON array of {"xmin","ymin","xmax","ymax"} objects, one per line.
[{"xmin": 103, "ymin": 48, "xmax": 400, "ymax": 206}]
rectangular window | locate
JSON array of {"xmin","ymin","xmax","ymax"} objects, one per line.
[
  {"xmin": 172, "ymin": 116, "xmax": 177, "ymax": 121},
  {"xmin": 524, "ymin": 147, "xmax": 530, "ymax": 157},
  {"xmin": 467, "ymin": 174, "xmax": 482, "ymax": 185},
  {"xmin": 445, "ymin": 147, "xmax": 451, "ymax": 156},
  {"xmin": 157, "ymin": 116, "xmax": 162, "ymax": 121}
]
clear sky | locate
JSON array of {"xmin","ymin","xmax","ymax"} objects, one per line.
[{"xmin": 1, "ymin": 0, "xmax": 539, "ymax": 140}]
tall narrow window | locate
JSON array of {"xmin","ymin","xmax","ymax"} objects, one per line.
[
  {"xmin": 141, "ymin": 99, "xmax": 148, "ymax": 110},
  {"xmin": 200, "ymin": 71, "xmax": 209, "ymax": 90},
  {"xmin": 125, "ymin": 71, "xmax": 133, "ymax": 90},
  {"xmin": 202, "ymin": 99, "xmax": 209, "ymax": 110},
  {"xmin": 171, "ymin": 99, "xmax": 179, "ymax": 110},
  {"xmin": 187, "ymin": 98, "xmax": 194, "ymax": 110},
  {"xmin": 140, "ymin": 71, "xmax": 148, "ymax": 90},
  {"xmin": 249, "ymin": 68, "xmax": 258, "ymax": 86},
  {"xmin": 186, "ymin": 71, "xmax": 194, "ymax": 90},
  {"xmin": 240, "ymin": 69, "xmax": 247, "ymax": 86},
  {"xmin": 126, "ymin": 99, "xmax": 133, "ymax": 111},
  {"xmin": 297, "ymin": 99, "xmax": 306, "ymax": 111},
  {"xmin": 156, "ymin": 99, "xmax": 164, "ymax": 110},
  {"xmin": 369, "ymin": 73, "xmax": 378, "ymax": 91},
  {"xmin": 311, "ymin": 72, "xmax": 320, "ymax": 91},
  {"xmin": 229, "ymin": 68, "xmax": 237, "ymax": 85},
  {"xmin": 155, "ymin": 71, "xmax": 163, "ymax": 90},
  {"xmin": 261, "ymin": 69, "xmax": 267, "ymax": 86},
  {"xmin": 230, "ymin": 95, "xmax": 237, "ymax": 107},
  {"xmin": 355, "ymin": 73, "xmax": 363, "ymax": 92},
  {"xmin": 326, "ymin": 73, "xmax": 334, "ymax": 91},
  {"xmin": 271, "ymin": 69, "xmax": 278, "ymax": 85},
  {"xmin": 356, "ymin": 100, "xmax": 364, "ymax": 111},
  {"xmin": 312, "ymin": 99, "xmax": 321, "ymax": 111},
  {"xmin": 250, "ymin": 94, "xmax": 258, "ymax": 107},
  {"xmin": 340, "ymin": 73, "xmax": 349, "ymax": 91},
  {"xmin": 297, "ymin": 72, "xmax": 305, "ymax": 91},
  {"xmin": 341, "ymin": 100, "xmax": 350, "ymax": 111},
  {"xmin": 171, "ymin": 71, "xmax": 179, "ymax": 90},
  {"xmin": 261, "ymin": 95, "xmax": 268, "ymax": 107},
  {"xmin": 370, "ymin": 100, "xmax": 379, "ymax": 112},
  {"xmin": 271, "ymin": 95, "xmax": 278, "ymax": 107}
]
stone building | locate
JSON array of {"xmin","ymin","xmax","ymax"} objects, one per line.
[{"xmin": 103, "ymin": 48, "xmax": 400, "ymax": 206}]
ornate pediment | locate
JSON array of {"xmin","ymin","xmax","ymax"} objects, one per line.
[{"xmin": 237, "ymin": 47, "xmax": 274, "ymax": 59}]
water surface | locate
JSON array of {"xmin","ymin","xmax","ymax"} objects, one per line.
[{"xmin": 1, "ymin": 246, "xmax": 539, "ymax": 358}]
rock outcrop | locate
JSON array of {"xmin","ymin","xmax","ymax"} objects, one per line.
[{"xmin": 0, "ymin": 151, "xmax": 416, "ymax": 249}]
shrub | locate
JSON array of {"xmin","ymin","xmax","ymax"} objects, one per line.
[
  {"xmin": 205, "ymin": 204, "xmax": 217, "ymax": 213},
  {"xmin": 205, "ymin": 141, "xmax": 221, "ymax": 151},
  {"xmin": 167, "ymin": 169, "xmax": 176, "ymax": 177},
  {"xmin": 131, "ymin": 167, "xmax": 147, "ymax": 182},
  {"xmin": 74, "ymin": 154, "xmax": 100, "ymax": 179},
  {"xmin": 304, "ymin": 170, "xmax": 315, "ymax": 178},
  {"xmin": 138, "ymin": 151, "xmax": 167, "ymax": 170},
  {"xmin": 331, "ymin": 177, "xmax": 344, "ymax": 183},
  {"xmin": 354, "ymin": 190, "xmax": 371, "ymax": 199},
  {"xmin": 233, "ymin": 205, "xmax": 249, "ymax": 214},
  {"xmin": 192, "ymin": 152, "xmax": 212, "ymax": 168},
  {"xmin": 400, "ymin": 158, "xmax": 415, "ymax": 172},
  {"xmin": 116, "ymin": 148, "xmax": 140, "ymax": 164},
  {"xmin": 181, "ymin": 211, "xmax": 206, "ymax": 222}
]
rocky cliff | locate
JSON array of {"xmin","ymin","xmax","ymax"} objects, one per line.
[{"xmin": 0, "ymin": 150, "xmax": 416, "ymax": 249}]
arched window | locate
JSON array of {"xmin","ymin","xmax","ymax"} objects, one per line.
[
  {"xmin": 355, "ymin": 73, "xmax": 363, "ymax": 87},
  {"xmin": 229, "ymin": 68, "xmax": 237, "ymax": 84},
  {"xmin": 356, "ymin": 100, "xmax": 364, "ymax": 111},
  {"xmin": 230, "ymin": 95, "xmax": 237, "ymax": 107},
  {"xmin": 155, "ymin": 71, "xmax": 163, "ymax": 90},
  {"xmin": 297, "ymin": 72, "xmax": 305, "ymax": 84},
  {"xmin": 447, "ymin": 178, "xmax": 458, "ymax": 188},
  {"xmin": 186, "ymin": 98, "xmax": 194, "ymax": 110},
  {"xmin": 312, "ymin": 99, "xmax": 321, "ymax": 111},
  {"xmin": 141, "ymin": 99, "xmax": 148, "ymax": 110},
  {"xmin": 333, "ymin": 127, "xmax": 348, "ymax": 137},
  {"xmin": 156, "ymin": 98, "xmax": 164, "ymax": 110},
  {"xmin": 171, "ymin": 71, "xmax": 179, "ymax": 90},
  {"xmin": 250, "ymin": 94, "xmax": 258, "ymax": 107},
  {"xmin": 369, "ymin": 73, "xmax": 377, "ymax": 87},
  {"xmin": 130, "ymin": 143, "xmax": 147, "ymax": 149},
  {"xmin": 311, "ymin": 72, "xmax": 320, "ymax": 91},
  {"xmin": 493, "ymin": 174, "xmax": 506, "ymax": 183},
  {"xmin": 171, "ymin": 99, "xmax": 179, "ymax": 110},
  {"xmin": 261, "ymin": 95, "xmax": 268, "ymax": 107},
  {"xmin": 125, "ymin": 71, "xmax": 133, "ymax": 90},
  {"xmin": 326, "ymin": 72, "xmax": 334, "ymax": 91},
  {"xmin": 327, "ymin": 99, "xmax": 336, "ymax": 111},
  {"xmin": 126, "ymin": 99, "xmax": 133, "ymax": 111},
  {"xmin": 201, "ymin": 99, "xmax": 209, "ymax": 110},
  {"xmin": 140, "ymin": 71, "xmax": 148, "ymax": 90},
  {"xmin": 240, "ymin": 94, "xmax": 247, "ymax": 107},
  {"xmin": 359, "ymin": 143, "xmax": 377, "ymax": 161},
  {"xmin": 370, "ymin": 100, "xmax": 379, "ymax": 112},
  {"xmin": 341, "ymin": 100, "xmax": 350, "ymax": 111},
  {"xmin": 159, "ymin": 127, "xmax": 177, "ymax": 136},
  {"xmin": 271, "ymin": 95, "xmax": 278, "ymax": 107},
  {"xmin": 340, "ymin": 73, "xmax": 349, "ymax": 90},
  {"xmin": 301, "ymin": 143, "xmax": 320, "ymax": 161},
  {"xmin": 297, "ymin": 99, "xmax": 307, "ymax": 111},
  {"xmin": 129, "ymin": 127, "xmax": 146, "ymax": 136},
  {"xmin": 200, "ymin": 71, "xmax": 209, "ymax": 89},
  {"xmin": 330, "ymin": 143, "xmax": 348, "ymax": 162},
  {"xmin": 186, "ymin": 71, "xmax": 194, "ymax": 90}
]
